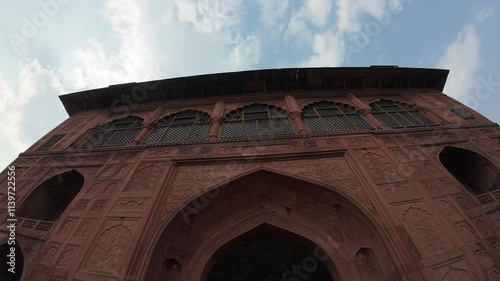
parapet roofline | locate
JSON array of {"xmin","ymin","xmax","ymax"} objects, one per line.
[{"xmin": 59, "ymin": 67, "xmax": 449, "ymax": 116}]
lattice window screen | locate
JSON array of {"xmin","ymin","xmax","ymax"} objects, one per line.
[
  {"xmin": 370, "ymin": 99, "xmax": 436, "ymax": 128},
  {"xmin": 451, "ymin": 108, "xmax": 479, "ymax": 123},
  {"xmin": 144, "ymin": 110, "xmax": 210, "ymax": 143},
  {"xmin": 222, "ymin": 104, "xmax": 294, "ymax": 138},
  {"xmin": 80, "ymin": 116, "xmax": 143, "ymax": 148},
  {"xmin": 37, "ymin": 134, "xmax": 65, "ymax": 151},
  {"xmin": 303, "ymin": 101, "xmax": 373, "ymax": 132}
]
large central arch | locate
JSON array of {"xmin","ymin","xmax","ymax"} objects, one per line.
[{"xmin": 145, "ymin": 170, "xmax": 401, "ymax": 281}]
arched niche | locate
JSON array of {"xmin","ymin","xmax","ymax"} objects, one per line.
[
  {"xmin": 18, "ymin": 170, "xmax": 84, "ymax": 221},
  {"xmin": 206, "ymin": 225, "xmax": 334, "ymax": 281},
  {"xmin": 439, "ymin": 146, "xmax": 500, "ymax": 195},
  {"xmin": 0, "ymin": 243, "xmax": 24, "ymax": 281},
  {"xmin": 354, "ymin": 247, "xmax": 382, "ymax": 281},
  {"xmin": 160, "ymin": 258, "xmax": 181, "ymax": 281},
  {"xmin": 143, "ymin": 170, "xmax": 400, "ymax": 281}
]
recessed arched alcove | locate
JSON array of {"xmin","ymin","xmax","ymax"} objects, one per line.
[
  {"xmin": 206, "ymin": 224, "xmax": 334, "ymax": 281},
  {"xmin": 439, "ymin": 146, "xmax": 500, "ymax": 195},
  {"xmin": 144, "ymin": 170, "xmax": 400, "ymax": 281},
  {"xmin": 0, "ymin": 243, "xmax": 24, "ymax": 281},
  {"xmin": 18, "ymin": 170, "xmax": 84, "ymax": 221},
  {"xmin": 355, "ymin": 247, "xmax": 382, "ymax": 281}
]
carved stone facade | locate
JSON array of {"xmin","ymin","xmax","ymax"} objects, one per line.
[{"xmin": 0, "ymin": 67, "xmax": 499, "ymax": 281}]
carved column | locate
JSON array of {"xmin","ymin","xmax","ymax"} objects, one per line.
[
  {"xmin": 132, "ymin": 123, "xmax": 154, "ymax": 144},
  {"xmin": 360, "ymin": 108, "xmax": 386, "ymax": 129},
  {"xmin": 347, "ymin": 93, "xmax": 386, "ymax": 129},
  {"xmin": 208, "ymin": 100, "xmax": 225, "ymax": 140},
  {"xmin": 208, "ymin": 117, "xmax": 223, "ymax": 140},
  {"xmin": 133, "ymin": 106, "xmax": 165, "ymax": 144},
  {"xmin": 284, "ymin": 95, "xmax": 308, "ymax": 134}
]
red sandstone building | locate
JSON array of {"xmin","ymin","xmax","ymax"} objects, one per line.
[{"xmin": 1, "ymin": 67, "xmax": 499, "ymax": 281}]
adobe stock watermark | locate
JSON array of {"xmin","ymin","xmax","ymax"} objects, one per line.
[
  {"xmin": 463, "ymin": 74, "xmax": 500, "ymax": 110},
  {"xmin": 8, "ymin": 0, "xmax": 71, "ymax": 54},
  {"xmin": 344, "ymin": 4, "xmax": 402, "ymax": 63}
]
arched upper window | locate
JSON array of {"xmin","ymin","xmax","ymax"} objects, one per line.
[
  {"xmin": 440, "ymin": 146, "xmax": 500, "ymax": 196},
  {"xmin": 370, "ymin": 99, "xmax": 436, "ymax": 128},
  {"xmin": 303, "ymin": 101, "xmax": 373, "ymax": 132},
  {"xmin": 144, "ymin": 110, "xmax": 210, "ymax": 143},
  {"xmin": 80, "ymin": 116, "xmax": 143, "ymax": 148},
  {"xmin": 18, "ymin": 170, "xmax": 84, "ymax": 221},
  {"xmin": 222, "ymin": 104, "xmax": 294, "ymax": 138}
]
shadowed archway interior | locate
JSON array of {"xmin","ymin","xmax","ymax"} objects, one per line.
[
  {"xmin": 207, "ymin": 230, "xmax": 334, "ymax": 281},
  {"xmin": 18, "ymin": 170, "xmax": 84, "ymax": 221},
  {"xmin": 439, "ymin": 146, "xmax": 500, "ymax": 194}
]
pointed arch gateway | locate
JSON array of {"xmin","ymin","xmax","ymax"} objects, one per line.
[{"xmin": 143, "ymin": 170, "xmax": 401, "ymax": 281}]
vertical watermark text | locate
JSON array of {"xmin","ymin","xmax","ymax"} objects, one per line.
[{"xmin": 6, "ymin": 165, "xmax": 17, "ymax": 274}]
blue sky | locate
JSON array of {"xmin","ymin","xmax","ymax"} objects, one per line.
[{"xmin": 0, "ymin": 0, "xmax": 499, "ymax": 169}]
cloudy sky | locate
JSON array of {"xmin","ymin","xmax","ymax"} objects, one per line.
[{"xmin": 0, "ymin": 0, "xmax": 499, "ymax": 169}]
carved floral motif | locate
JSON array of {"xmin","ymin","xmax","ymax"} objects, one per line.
[
  {"xmin": 437, "ymin": 198, "xmax": 457, "ymax": 216},
  {"xmin": 41, "ymin": 244, "xmax": 59, "ymax": 265},
  {"xmin": 125, "ymin": 163, "xmax": 163, "ymax": 191},
  {"xmin": 402, "ymin": 206, "xmax": 448, "ymax": 256},
  {"xmin": 57, "ymin": 246, "xmax": 76, "ymax": 268},
  {"xmin": 456, "ymin": 222, "xmax": 477, "ymax": 244},
  {"xmin": 86, "ymin": 223, "xmax": 132, "ymax": 272},
  {"xmin": 74, "ymin": 199, "xmax": 90, "ymax": 211},
  {"xmin": 58, "ymin": 218, "xmax": 76, "ymax": 235},
  {"xmin": 74, "ymin": 220, "xmax": 94, "ymax": 238},
  {"xmin": 358, "ymin": 150, "xmax": 398, "ymax": 178},
  {"xmin": 90, "ymin": 200, "xmax": 107, "ymax": 212},
  {"xmin": 115, "ymin": 200, "xmax": 146, "ymax": 211},
  {"xmin": 98, "ymin": 165, "xmax": 115, "ymax": 178},
  {"xmin": 103, "ymin": 182, "xmax": 119, "ymax": 194}
]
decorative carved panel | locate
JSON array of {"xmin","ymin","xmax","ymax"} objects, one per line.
[
  {"xmin": 113, "ymin": 199, "xmax": 147, "ymax": 212},
  {"xmin": 431, "ymin": 260, "xmax": 473, "ymax": 281},
  {"xmin": 125, "ymin": 163, "xmax": 164, "ymax": 191},
  {"xmin": 85, "ymin": 220, "xmax": 136, "ymax": 274},
  {"xmin": 399, "ymin": 204, "xmax": 450, "ymax": 257},
  {"xmin": 357, "ymin": 150, "xmax": 399, "ymax": 180},
  {"xmin": 74, "ymin": 219, "xmax": 95, "ymax": 238},
  {"xmin": 58, "ymin": 217, "xmax": 77, "ymax": 236},
  {"xmin": 56, "ymin": 245, "xmax": 77, "ymax": 268}
]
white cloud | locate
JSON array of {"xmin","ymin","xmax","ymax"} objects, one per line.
[
  {"xmin": 0, "ymin": 60, "xmax": 66, "ymax": 167},
  {"xmin": 303, "ymin": 0, "xmax": 333, "ymax": 28},
  {"xmin": 475, "ymin": 6, "xmax": 494, "ymax": 23},
  {"xmin": 220, "ymin": 35, "xmax": 261, "ymax": 70},
  {"xmin": 437, "ymin": 24, "xmax": 480, "ymax": 101},
  {"xmin": 174, "ymin": 0, "xmax": 242, "ymax": 32},
  {"xmin": 300, "ymin": 30, "xmax": 345, "ymax": 67},
  {"xmin": 284, "ymin": 12, "xmax": 314, "ymax": 45},
  {"xmin": 336, "ymin": 0, "xmax": 402, "ymax": 34},
  {"xmin": 255, "ymin": 0, "xmax": 289, "ymax": 29},
  {"xmin": 70, "ymin": 0, "xmax": 159, "ymax": 89}
]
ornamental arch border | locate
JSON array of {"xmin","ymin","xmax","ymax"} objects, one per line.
[{"xmin": 139, "ymin": 167, "xmax": 403, "ymax": 281}]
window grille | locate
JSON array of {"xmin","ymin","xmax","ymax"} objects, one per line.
[
  {"xmin": 80, "ymin": 116, "xmax": 143, "ymax": 148},
  {"xmin": 222, "ymin": 104, "xmax": 294, "ymax": 138},
  {"xmin": 303, "ymin": 101, "xmax": 373, "ymax": 132},
  {"xmin": 452, "ymin": 108, "xmax": 478, "ymax": 123},
  {"xmin": 144, "ymin": 110, "xmax": 210, "ymax": 143},
  {"xmin": 37, "ymin": 134, "xmax": 64, "ymax": 151},
  {"xmin": 370, "ymin": 99, "xmax": 436, "ymax": 128}
]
